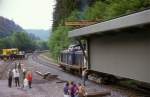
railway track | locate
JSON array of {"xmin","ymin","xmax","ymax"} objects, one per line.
[{"xmin": 31, "ymin": 53, "xmax": 62, "ymax": 71}]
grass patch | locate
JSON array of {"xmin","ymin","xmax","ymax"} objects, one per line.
[
  {"xmin": 119, "ymin": 79, "xmax": 138, "ymax": 88},
  {"xmin": 41, "ymin": 52, "xmax": 58, "ymax": 64}
]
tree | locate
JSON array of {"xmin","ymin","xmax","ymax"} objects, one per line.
[
  {"xmin": 52, "ymin": 0, "xmax": 80, "ymax": 30},
  {"xmin": 84, "ymin": 1, "xmax": 106, "ymax": 20},
  {"xmin": 0, "ymin": 37, "xmax": 13, "ymax": 49},
  {"xmin": 11, "ymin": 32, "xmax": 36, "ymax": 51},
  {"xmin": 36, "ymin": 41, "xmax": 49, "ymax": 50},
  {"xmin": 49, "ymin": 26, "xmax": 71, "ymax": 59}
]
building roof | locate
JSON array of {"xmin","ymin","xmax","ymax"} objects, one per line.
[{"xmin": 69, "ymin": 9, "xmax": 150, "ymax": 38}]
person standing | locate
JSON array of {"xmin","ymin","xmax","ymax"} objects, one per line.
[
  {"xmin": 14, "ymin": 62, "xmax": 17, "ymax": 69},
  {"xmin": 70, "ymin": 82, "xmax": 78, "ymax": 97},
  {"xmin": 8, "ymin": 69, "xmax": 13, "ymax": 88},
  {"xmin": 23, "ymin": 68, "xmax": 26, "ymax": 80},
  {"xmin": 77, "ymin": 83, "xmax": 86, "ymax": 97},
  {"xmin": 27, "ymin": 71, "xmax": 32, "ymax": 88},
  {"xmin": 82, "ymin": 68, "xmax": 88, "ymax": 86},
  {"xmin": 12, "ymin": 68, "xmax": 20, "ymax": 87},
  {"xmin": 18, "ymin": 63, "xmax": 24, "ymax": 88},
  {"xmin": 63, "ymin": 82, "xmax": 70, "ymax": 97}
]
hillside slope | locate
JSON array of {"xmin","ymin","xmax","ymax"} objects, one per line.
[
  {"xmin": 26, "ymin": 29, "xmax": 50, "ymax": 41},
  {"xmin": 0, "ymin": 16, "xmax": 24, "ymax": 37}
]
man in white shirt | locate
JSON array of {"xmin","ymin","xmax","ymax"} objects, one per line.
[{"xmin": 12, "ymin": 68, "xmax": 20, "ymax": 87}]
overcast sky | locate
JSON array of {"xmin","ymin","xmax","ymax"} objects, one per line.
[{"xmin": 0, "ymin": 0, "xmax": 55, "ymax": 30}]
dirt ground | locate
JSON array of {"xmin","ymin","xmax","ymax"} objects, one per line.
[{"xmin": 0, "ymin": 54, "xmax": 147, "ymax": 97}]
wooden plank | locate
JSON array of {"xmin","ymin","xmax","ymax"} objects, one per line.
[
  {"xmin": 35, "ymin": 71, "xmax": 44, "ymax": 76},
  {"xmin": 65, "ymin": 20, "xmax": 98, "ymax": 27},
  {"xmin": 35, "ymin": 71, "xmax": 53, "ymax": 79},
  {"xmin": 44, "ymin": 72, "xmax": 51, "ymax": 76},
  {"xmin": 56, "ymin": 80, "xmax": 67, "ymax": 83},
  {"xmin": 59, "ymin": 62, "xmax": 82, "ymax": 69},
  {"xmin": 85, "ymin": 91, "xmax": 111, "ymax": 97}
]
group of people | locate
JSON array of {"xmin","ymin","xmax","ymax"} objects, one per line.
[
  {"xmin": 63, "ymin": 68, "xmax": 88, "ymax": 97},
  {"xmin": 64, "ymin": 81, "xmax": 86, "ymax": 97},
  {"xmin": 7, "ymin": 62, "xmax": 32, "ymax": 90}
]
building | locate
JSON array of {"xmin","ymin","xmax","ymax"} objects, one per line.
[{"xmin": 69, "ymin": 9, "xmax": 150, "ymax": 83}]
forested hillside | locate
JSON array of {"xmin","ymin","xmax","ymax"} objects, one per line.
[
  {"xmin": 49, "ymin": 0, "xmax": 150, "ymax": 59},
  {"xmin": 0, "ymin": 16, "xmax": 24, "ymax": 37},
  {"xmin": 26, "ymin": 29, "xmax": 50, "ymax": 41},
  {"xmin": 0, "ymin": 17, "xmax": 48, "ymax": 51}
]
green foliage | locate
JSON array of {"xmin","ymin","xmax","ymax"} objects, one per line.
[
  {"xmin": 84, "ymin": 1, "xmax": 106, "ymax": 20},
  {"xmin": 0, "ymin": 39, "xmax": 4, "ymax": 49},
  {"xmin": 119, "ymin": 79, "xmax": 138, "ymax": 88},
  {"xmin": 36, "ymin": 41, "xmax": 49, "ymax": 50},
  {"xmin": 0, "ymin": 32, "xmax": 37, "ymax": 51},
  {"xmin": 52, "ymin": 0, "xmax": 79, "ymax": 30},
  {"xmin": 85, "ymin": 0, "xmax": 150, "ymax": 20},
  {"xmin": 49, "ymin": 26, "xmax": 71, "ymax": 59},
  {"xmin": 67, "ymin": 10, "xmax": 82, "ymax": 21},
  {"xmin": 0, "ymin": 37, "xmax": 13, "ymax": 49},
  {"xmin": 104, "ymin": 0, "xmax": 145, "ymax": 19},
  {"xmin": 66, "ymin": 0, "xmax": 150, "ymax": 21},
  {"xmin": 142, "ymin": 0, "xmax": 150, "ymax": 7},
  {"xmin": 11, "ymin": 32, "xmax": 36, "ymax": 51},
  {"xmin": 53, "ymin": 0, "xmax": 150, "ymax": 28}
]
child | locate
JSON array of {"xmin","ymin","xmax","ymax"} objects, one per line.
[
  {"xmin": 27, "ymin": 71, "xmax": 32, "ymax": 88},
  {"xmin": 23, "ymin": 78, "xmax": 28, "ymax": 90}
]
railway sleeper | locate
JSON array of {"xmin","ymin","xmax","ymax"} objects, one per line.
[{"xmin": 85, "ymin": 91, "xmax": 111, "ymax": 97}]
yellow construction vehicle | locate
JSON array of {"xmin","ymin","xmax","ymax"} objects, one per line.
[
  {"xmin": 2, "ymin": 48, "xmax": 18, "ymax": 55},
  {"xmin": 0, "ymin": 48, "xmax": 25, "ymax": 60}
]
